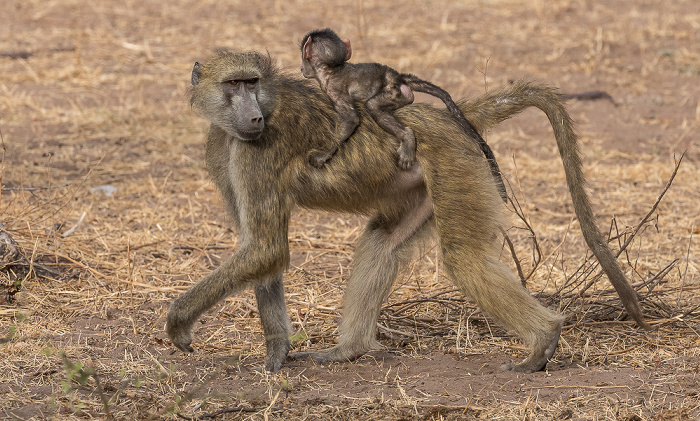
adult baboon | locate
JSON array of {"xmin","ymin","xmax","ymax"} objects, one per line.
[{"xmin": 167, "ymin": 50, "xmax": 648, "ymax": 373}]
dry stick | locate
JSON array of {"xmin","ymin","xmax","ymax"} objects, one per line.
[
  {"xmin": 503, "ymin": 233, "xmax": 526, "ymax": 286},
  {"xmin": 505, "ymin": 194, "xmax": 543, "ymax": 286},
  {"xmin": 639, "ymin": 259, "xmax": 679, "ymax": 295},
  {"xmin": 0, "ymin": 128, "xmax": 6, "ymax": 208},
  {"xmin": 564, "ymin": 262, "xmax": 680, "ymax": 327},
  {"xmin": 562, "ymin": 260, "xmax": 677, "ymax": 315},
  {"xmin": 33, "ymin": 244, "xmax": 176, "ymax": 292},
  {"xmin": 676, "ymin": 227, "xmax": 694, "ymax": 310},
  {"xmin": 62, "ymin": 211, "xmax": 87, "ymax": 237},
  {"xmin": 128, "ymin": 239, "xmax": 137, "ymax": 335},
  {"xmin": 619, "ymin": 153, "xmax": 684, "ymax": 257},
  {"xmin": 2, "ymin": 184, "xmax": 68, "ymax": 191},
  {"xmin": 575, "ymin": 153, "xmax": 684, "ymax": 299},
  {"xmin": 383, "ymin": 287, "xmax": 459, "ymax": 313},
  {"xmin": 478, "ymin": 55, "xmax": 491, "ymax": 93}
]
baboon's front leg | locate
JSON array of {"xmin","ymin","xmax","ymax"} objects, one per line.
[
  {"xmin": 167, "ymin": 230, "xmax": 289, "ymax": 354},
  {"xmin": 167, "ymin": 257, "xmax": 251, "ymax": 353},
  {"xmin": 255, "ymin": 274, "xmax": 291, "ymax": 372}
]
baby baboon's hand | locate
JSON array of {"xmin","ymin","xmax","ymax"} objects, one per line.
[{"xmin": 308, "ymin": 149, "xmax": 333, "ymax": 168}]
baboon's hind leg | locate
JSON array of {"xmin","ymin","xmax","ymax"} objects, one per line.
[
  {"xmin": 424, "ymin": 146, "xmax": 562, "ymax": 372},
  {"xmin": 446, "ymin": 255, "xmax": 561, "ymax": 372},
  {"xmin": 290, "ymin": 190, "xmax": 433, "ymax": 363},
  {"xmin": 440, "ymin": 230, "xmax": 562, "ymax": 372}
]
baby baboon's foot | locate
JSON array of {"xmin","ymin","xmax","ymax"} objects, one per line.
[
  {"xmin": 501, "ymin": 325, "xmax": 561, "ymax": 373},
  {"xmin": 308, "ymin": 149, "xmax": 334, "ymax": 168},
  {"xmin": 263, "ymin": 338, "xmax": 291, "ymax": 372},
  {"xmin": 396, "ymin": 146, "xmax": 415, "ymax": 170},
  {"xmin": 396, "ymin": 128, "xmax": 416, "ymax": 170},
  {"xmin": 289, "ymin": 344, "xmax": 366, "ymax": 364}
]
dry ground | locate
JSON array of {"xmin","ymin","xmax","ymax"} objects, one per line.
[{"xmin": 1, "ymin": 0, "xmax": 699, "ymax": 419}]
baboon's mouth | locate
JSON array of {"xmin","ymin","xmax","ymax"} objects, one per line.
[{"xmin": 238, "ymin": 130, "xmax": 264, "ymax": 141}]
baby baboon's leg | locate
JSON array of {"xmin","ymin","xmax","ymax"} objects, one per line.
[
  {"xmin": 308, "ymin": 101, "xmax": 360, "ymax": 168},
  {"xmin": 366, "ymin": 91, "xmax": 416, "ymax": 170},
  {"xmin": 291, "ymin": 190, "xmax": 433, "ymax": 363},
  {"xmin": 255, "ymin": 274, "xmax": 291, "ymax": 372}
]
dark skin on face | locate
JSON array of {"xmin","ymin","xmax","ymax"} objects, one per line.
[
  {"xmin": 167, "ymin": 49, "xmax": 648, "ymax": 376},
  {"xmin": 300, "ymin": 28, "xmax": 508, "ymax": 202}
]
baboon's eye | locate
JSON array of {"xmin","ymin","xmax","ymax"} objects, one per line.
[
  {"xmin": 227, "ymin": 80, "xmax": 239, "ymax": 86},
  {"xmin": 245, "ymin": 78, "xmax": 259, "ymax": 87}
]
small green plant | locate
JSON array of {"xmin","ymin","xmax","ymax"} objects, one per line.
[
  {"xmin": 0, "ymin": 325, "xmax": 16, "ymax": 344},
  {"xmin": 60, "ymin": 352, "xmax": 114, "ymax": 420},
  {"xmin": 61, "ymin": 356, "xmax": 93, "ymax": 394},
  {"xmin": 288, "ymin": 329, "xmax": 308, "ymax": 343}
]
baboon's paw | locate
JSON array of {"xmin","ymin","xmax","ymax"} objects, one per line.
[
  {"xmin": 263, "ymin": 340, "xmax": 290, "ymax": 372},
  {"xmin": 166, "ymin": 322, "xmax": 195, "ymax": 353},
  {"xmin": 263, "ymin": 358, "xmax": 286, "ymax": 372},
  {"xmin": 500, "ymin": 325, "xmax": 561, "ymax": 373},
  {"xmin": 500, "ymin": 360, "xmax": 547, "ymax": 373},
  {"xmin": 170, "ymin": 337, "xmax": 195, "ymax": 353},
  {"xmin": 397, "ymin": 155, "xmax": 415, "ymax": 170}
]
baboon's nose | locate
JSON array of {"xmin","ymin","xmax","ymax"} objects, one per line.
[{"xmin": 251, "ymin": 116, "xmax": 264, "ymax": 129}]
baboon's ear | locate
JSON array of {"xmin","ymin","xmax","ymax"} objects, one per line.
[
  {"xmin": 302, "ymin": 37, "xmax": 313, "ymax": 60},
  {"xmin": 342, "ymin": 39, "xmax": 352, "ymax": 61},
  {"xmin": 191, "ymin": 62, "xmax": 202, "ymax": 86}
]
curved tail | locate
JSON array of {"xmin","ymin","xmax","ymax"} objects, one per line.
[
  {"xmin": 403, "ymin": 74, "xmax": 508, "ymax": 202},
  {"xmin": 459, "ymin": 81, "xmax": 650, "ymax": 329}
]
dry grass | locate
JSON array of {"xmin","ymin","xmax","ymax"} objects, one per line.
[{"xmin": 1, "ymin": 0, "xmax": 699, "ymax": 419}]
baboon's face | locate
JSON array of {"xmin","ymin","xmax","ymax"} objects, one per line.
[
  {"xmin": 190, "ymin": 57, "xmax": 270, "ymax": 142},
  {"xmin": 217, "ymin": 78, "xmax": 265, "ymax": 141}
]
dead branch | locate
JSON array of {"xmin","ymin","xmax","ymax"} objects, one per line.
[{"xmin": 567, "ymin": 154, "xmax": 684, "ymax": 301}]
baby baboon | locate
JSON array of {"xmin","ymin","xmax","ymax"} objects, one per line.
[
  {"xmin": 167, "ymin": 50, "xmax": 648, "ymax": 374},
  {"xmin": 300, "ymin": 29, "xmax": 507, "ymax": 200}
]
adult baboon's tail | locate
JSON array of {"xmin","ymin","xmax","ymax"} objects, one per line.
[{"xmin": 460, "ymin": 81, "xmax": 650, "ymax": 330}]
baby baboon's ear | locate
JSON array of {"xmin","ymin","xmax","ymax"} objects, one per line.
[{"xmin": 342, "ymin": 39, "xmax": 352, "ymax": 61}]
